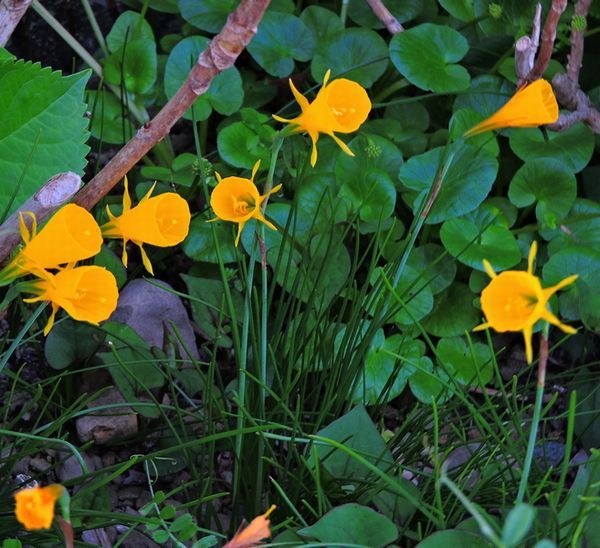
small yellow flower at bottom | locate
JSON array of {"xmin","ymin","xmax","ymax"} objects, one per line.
[
  {"xmin": 474, "ymin": 242, "xmax": 578, "ymax": 363},
  {"xmin": 224, "ymin": 505, "xmax": 276, "ymax": 548},
  {"xmin": 273, "ymin": 69, "xmax": 371, "ymax": 166},
  {"xmin": 209, "ymin": 160, "xmax": 282, "ymax": 247},
  {"xmin": 14, "ymin": 484, "xmax": 64, "ymax": 530},
  {"xmin": 22, "ymin": 265, "xmax": 119, "ymax": 335}
]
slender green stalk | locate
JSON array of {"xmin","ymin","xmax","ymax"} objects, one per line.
[
  {"xmin": 0, "ymin": 428, "xmax": 89, "ymax": 475},
  {"xmin": 516, "ymin": 329, "xmax": 549, "ymax": 503},
  {"xmin": 0, "ymin": 303, "xmax": 46, "ymax": 375},
  {"xmin": 80, "ymin": 0, "xmax": 108, "ymax": 55},
  {"xmin": 553, "ymin": 390, "xmax": 577, "ymax": 507},
  {"xmin": 340, "ymin": 0, "xmax": 350, "ymax": 25}
]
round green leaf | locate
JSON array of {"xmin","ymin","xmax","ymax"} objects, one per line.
[
  {"xmin": 502, "ymin": 504, "xmax": 536, "ymax": 547},
  {"xmin": 348, "ymin": 0, "xmax": 423, "ymax": 26},
  {"xmin": 298, "ymin": 503, "xmax": 398, "ymax": 546},
  {"xmin": 440, "ymin": 209, "xmax": 521, "ymax": 271},
  {"xmin": 509, "ymin": 124, "xmax": 594, "ymax": 174},
  {"xmin": 542, "ymin": 199, "xmax": 600, "ymax": 255},
  {"xmin": 390, "ymin": 23, "xmax": 470, "ymax": 92},
  {"xmin": 417, "ymin": 529, "xmax": 489, "ymax": 547},
  {"xmin": 339, "ymin": 169, "xmax": 396, "ymax": 223},
  {"xmin": 106, "ymin": 11, "xmax": 154, "ymax": 53},
  {"xmin": 386, "ymin": 265, "xmax": 434, "ymax": 325},
  {"xmin": 182, "ymin": 212, "xmax": 241, "ymax": 264},
  {"xmin": 453, "ymin": 74, "xmax": 513, "ymax": 116},
  {"xmin": 436, "ymin": 337, "xmax": 493, "ymax": 386},
  {"xmin": 352, "ymin": 333, "xmax": 419, "ymax": 404},
  {"xmin": 423, "ymin": 283, "xmax": 479, "ymax": 337},
  {"xmin": 178, "ymin": 0, "xmax": 238, "ymax": 33},
  {"xmin": 439, "ymin": 0, "xmax": 476, "ymax": 21},
  {"xmin": 408, "ymin": 356, "xmax": 452, "ymax": 404},
  {"xmin": 45, "ymin": 320, "xmax": 103, "ymax": 370},
  {"xmin": 450, "ymin": 108, "xmax": 499, "ymax": 156},
  {"xmin": 247, "ymin": 12, "xmax": 315, "ymax": 77},
  {"xmin": 217, "ymin": 120, "xmax": 274, "ymax": 169},
  {"xmin": 399, "ymin": 143, "xmax": 498, "ymax": 224},
  {"xmin": 406, "ymin": 244, "xmax": 457, "ymax": 295},
  {"xmin": 86, "ymin": 90, "xmax": 134, "ymax": 145},
  {"xmin": 103, "ymin": 39, "xmax": 157, "ymax": 94},
  {"xmin": 508, "ymin": 159, "xmax": 577, "ymax": 228},
  {"xmin": 311, "ymin": 28, "xmax": 389, "ymax": 88},
  {"xmin": 300, "ymin": 6, "xmax": 343, "ymax": 45},
  {"xmin": 164, "ymin": 36, "xmax": 243, "ymax": 121},
  {"xmin": 296, "ymin": 173, "xmax": 348, "ymax": 232}
]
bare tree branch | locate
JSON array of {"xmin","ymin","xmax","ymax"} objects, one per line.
[
  {"xmin": 526, "ymin": 0, "xmax": 567, "ymax": 82},
  {"xmin": 73, "ymin": 0, "xmax": 270, "ymax": 211},
  {"xmin": 566, "ymin": 0, "xmax": 592, "ymax": 82},
  {"xmin": 0, "ymin": 0, "xmax": 32, "ymax": 46},
  {"xmin": 366, "ymin": 0, "xmax": 403, "ymax": 34},
  {"xmin": 515, "ymin": 2, "xmax": 541, "ymax": 83},
  {"xmin": 0, "ymin": 172, "xmax": 81, "ymax": 263}
]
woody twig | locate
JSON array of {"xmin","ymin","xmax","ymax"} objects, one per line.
[
  {"xmin": 366, "ymin": 0, "xmax": 403, "ymax": 34},
  {"xmin": 0, "ymin": 0, "xmax": 32, "ymax": 46}
]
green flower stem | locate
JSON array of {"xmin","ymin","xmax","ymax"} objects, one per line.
[
  {"xmin": 80, "ymin": 0, "xmax": 108, "ymax": 55},
  {"xmin": 516, "ymin": 326, "xmax": 549, "ymax": 503},
  {"xmin": 31, "ymin": 0, "xmax": 148, "ymax": 124},
  {"xmin": 340, "ymin": 0, "xmax": 350, "ymax": 26}
]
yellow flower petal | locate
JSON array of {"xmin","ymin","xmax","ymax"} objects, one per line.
[
  {"xmin": 224, "ymin": 505, "xmax": 275, "ymax": 548},
  {"xmin": 464, "ymin": 79, "xmax": 558, "ymax": 137},
  {"xmin": 272, "ymin": 70, "xmax": 371, "ymax": 166},
  {"xmin": 14, "ymin": 484, "xmax": 64, "ymax": 530}
]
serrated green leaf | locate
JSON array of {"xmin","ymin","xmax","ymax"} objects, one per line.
[
  {"xmin": 0, "ymin": 61, "xmax": 90, "ymax": 216},
  {"xmin": 390, "ymin": 23, "xmax": 470, "ymax": 92},
  {"xmin": 311, "ymin": 28, "xmax": 389, "ymax": 88}
]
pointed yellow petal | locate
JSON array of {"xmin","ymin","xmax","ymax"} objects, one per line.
[
  {"xmin": 206, "ymin": 217, "xmax": 220, "ymax": 223},
  {"xmin": 123, "ymin": 176, "xmax": 132, "ymax": 211},
  {"xmin": 528, "ymin": 241, "xmax": 538, "ymax": 274},
  {"xmin": 235, "ymin": 221, "xmax": 246, "ymax": 247},
  {"xmin": 105, "ymin": 204, "xmax": 116, "ymax": 221},
  {"xmin": 310, "ymin": 134, "xmax": 319, "ymax": 167},
  {"xmin": 541, "ymin": 309, "xmax": 577, "ymax": 334},
  {"xmin": 473, "ymin": 322, "xmax": 490, "ymax": 332},
  {"xmin": 121, "ymin": 241, "xmax": 128, "ymax": 268},
  {"xmin": 289, "ymin": 78, "xmax": 310, "ymax": 111},
  {"xmin": 255, "ymin": 211, "xmax": 277, "ymax": 231},
  {"xmin": 19, "ymin": 212, "xmax": 30, "ymax": 244},
  {"xmin": 543, "ymin": 274, "xmax": 578, "ymax": 298},
  {"xmin": 138, "ymin": 243, "xmax": 154, "ymax": 275},
  {"xmin": 272, "ymin": 113, "xmax": 294, "ymax": 123},
  {"xmin": 483, "ymin": 260, "xmax": 497, "ymax": 279},
  {"xmin": 43, "ymin": 304, "xmax": 59, "ymax": 336},
  {"xmin": 323, "ymin": 69, "xmax": 331, "ymax": 87},
  {"xmin": 251, "ymin": 160, "xmax": 261, "ymax": 182},
  {"xmin": 141, "ymin": 181, "xmax": 157, "ymax": 202},
  {"xmin": 215, "ymin": 171, "xmax": 223, "ymax": 183},
  {"xmin": 267, "ymin": 184, "xmax": 282, "ymax": 196},
  {"xmin": 523, "ymin": 326, "xmax": 533, "ymax": 364},
  {"xmin": 330, "ymin": 133, "xmax": 354, "ymax": 157}
]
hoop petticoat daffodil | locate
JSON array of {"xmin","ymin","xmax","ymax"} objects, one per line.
[
  {"xmin": 209, "ymin": 160, "xmax": 282, "ymax": 247},
  {"xmin": 14, "ymin": 484, "xmax": 64, "ymax": 530},
  {"xmin": 474, "ymin": 242, "xmax": 578, "ymax": 363},
  {"xmin": 464, "ymin": 79, "xmax": 559, "ymax": 137},
  {"xmin": 101, "ymin": 177, "xmax": 191, "ymax": 275},
  {"xmin": 21, "ymin": 265, "xmax": 119, "ymax": 335},
  {"xmin": 224, "ymin": 504, "xmax": 276, "ymax": 548},
  {"xmin": 0, "ymin": 204, "xmax": 103, "ymax": 284},
  {"xmin": 273, "ymin": 69, "xmax": 371, "ymax": 166}
]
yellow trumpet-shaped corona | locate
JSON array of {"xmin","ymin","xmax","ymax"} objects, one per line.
[
  {"xmin": 224, "ymin": 505, "xmax": 276, "ymax": 548},
  {"xmin": 464, "ymin": 79, "xmax": 559, "ymax": 137},
  {"xmin": 101, "ymin": 177, "xmax": 191, "ymax": 275},
  {"xmin": 14, "ymin": 484, "xmax": 64, "ymax": 530},
  {"xmin": 22, "ymin": 265, "xmax": 119, "ymax": 335},
  {"xmin": 0, "ymin": 204, "xmax": 103, "ymax": 283},
  {"xmin": 273, "ymin": 69, "xmax": 371, "ymax": 166},
  {"xmin": 474, "ymin": 242, "xmax": 578, "ymax": 363},
  {"xmin": 209, "ymin": 160, "xmax": 282, "ymax": 247}
]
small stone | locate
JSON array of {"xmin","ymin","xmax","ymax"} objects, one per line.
[
  {"xmin": 118, "ymin": 486, "xmax": 143, "ymax": 501},
  {"xmin": 30, "ymin": 457, "xmax": 52, "ymax": 473},
  {"xmin": 57, "ymin": 454, "xmax": 96, "ymax": 483}
]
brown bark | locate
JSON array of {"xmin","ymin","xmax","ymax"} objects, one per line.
[
  {"xmin": 73, "ymin": 0, "xmax": 271, "ymax": 211},
  {"xmin": 366, "ymin": 0, "xmax": 403, "ymax": 34},
  {"xmin": 0, "ymin": 172, "xmax": 81, "ymax": 263},
  {"xmin": 0, "ymin": 0, "xmax": 32, "ymax": 47}
]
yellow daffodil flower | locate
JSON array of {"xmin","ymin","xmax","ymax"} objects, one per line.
[
  {"xmin": 14, "ymin": 484, "xmax": 64, "ymax": 530},
  {"xmin": 101, "ymin": 177, "xmax": 191, "ymax": 275},
  {"xmin": 273, "ymin": 69, "xmax": 371, "ymax": 166},
  {"xmin": 224, "ymin": 505, "xmax": 275, "ymax": 548},
  {"xmin": 464, "ymin": 79, "xmax": 559, "ymax": 137},
  {"xmin": 22, "ymin": 265, "xmax": 119, "ymax": 335},
  {"xmin": 0, "ymin": 204, "xmax": 102, "ymax": 284},
  {"xmin": 474, "ymin": 242, "xmax": 578, "ymax": 363},
  {"xmin": 209, "ymin": 160, "xmax": 282, "ymax": 247}
]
